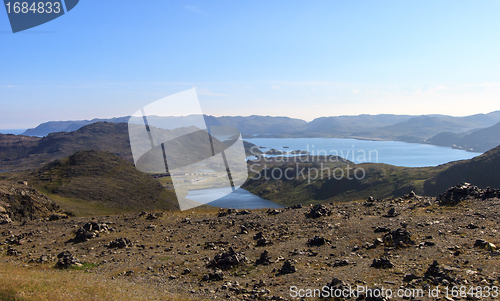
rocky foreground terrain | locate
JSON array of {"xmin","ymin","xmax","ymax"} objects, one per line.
[{"xmin": 1, "ymin": 183, "xmax": 500, "ymax": 300}]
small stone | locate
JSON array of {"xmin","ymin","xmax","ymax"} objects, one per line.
[{"xmin": 370, "ymin": 257, "xmax": 394, "ymax": 269}]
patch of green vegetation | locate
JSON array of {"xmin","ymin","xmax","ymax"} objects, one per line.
[
  {"xmin": 231, "ymin": 265, "xmax": 256, "ymax": 277},
  {"xmin": 38, "ymin": 190, "xmax": 121, "ymax": 217},
  {"xmin": 69, "ymin": 263, "xmax": 99, "ymax": 271}
]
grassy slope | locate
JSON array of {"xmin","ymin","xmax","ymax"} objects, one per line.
[
  {"xmin": 424, "ymin": 145, "xmax": 500, "ymax": 195},
  {"xmin": 12, "ymin": 150, "xmax": 179, "ymax": 216},
  {"xmin": 0, "ymin": 262, "xmax": 191, "ymax": 301}
]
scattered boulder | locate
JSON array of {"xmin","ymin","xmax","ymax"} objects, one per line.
[
  {"xmin": 438, "ymin": 183, "xmax": 500, "ymax": 205},
  {"xmin": 106, "ymin": 238, "xmax": 133, "ymax": 249},
  {"xmin": 146, "ymin": 212, "xmax": 162, "ymax": 220},
  {"xmin": 203, "ymin": 241, "xmax": 229, "ymax": 250},
  {"xmin": 289, "ymin": 249, "xmax": 304, "ymax": 256},
  {"xmin": 474, "ymin": 239, "xmax": 497, "ymax": 251},
  {"xmin": 373, "ymin": 237, "xmax": 384, "ymax": 246},
  {"xmin": 288, "ymin": 204, "xmax": 302, "ymax": 209},
  {"xmin": 55, "ymin": 251, "xmax": 81, "ymax": 269},
  {"xmin": 29, "ymin": 254, "xmax": 52, "ymax": 264},
  {"xmin": 466, "ymin": 223, "xmax": 479, "ymax": 229},
  {"xmin": 253, "ymin": 232, "xmax": 265, "ymax": 240},
  {"xmin": 364, "ymin": 196, "xmax": 375, "ymax": 207},
  {"xmin": 324, "ymin": 277, "xmax": 349, "ymax": 292},
  {"xmin": 255, "ymin": 250, "xmax": 272, "ymax": 265},
  {"xmin": 266, "ymin": 209, "xmax": 281, "ymax": 215},
  {"xmin": 383, "ymin": 228, "xmax": 414, "ymax": 248},
  {"xmin": 0, "ymin": 214, "xmax": 12, "ymax": 225},
  {"xmin": 207, "ymin": 247, "xmax": 248, "ymax": 270},
  {"xmin": 73, "ymin": 221, "xmax": 112, "ymax": 243},
  {"xmin": 256, "ymin": 237, "xmax": 272, "ymax": 247},
  {"xmin": 307, "ymin": 235, "xmax": 329, "ymax": 247},
  {"xmin": 218, "ymin": 209, "xmax": 238, "ymax": 217},
  {"xmin": 482, "ymin": 186, "xmax": 500, "ymax": 199},
  {"xmin": 370, "ymin": 257, "xmax": 394, "ymax": 269},
  {"xmin": 236, "ymin": 210, "xmax": 252, "ymax": 215},
  {"xmin": 278, "ymin": 260, "xmax": 296, "ymax": 274},
  {"xmin": 374, "ymin": 226, "xmax": 391, "ymax": 233},
  {"xmin": 240, "ymin": 225, "xmax": 249, "ymax": 234},
  {"xmin": 332, "ymin": 259, "xmax": 349, "ymax": 267},
  {"xmin": 5, "ymin": 231, "xmax": 40, "ymax": 245},
  {"xmin": 305, "ymin": 204, "xmax": 332, "ymax": 218},
  {"xmin": 384, "ymin": 207, "xmax": 398, "ymax": 217},
  {"xmin": 6, "ymin": 246, "xmax": 21, "ymax": 256},
  {"xmin": 424, "ymin": 260, "xmax": 459, "ymax": 285},
  {"xmin": 403, "ymin": 273, "xmax": 419, "ymax": 282},
  {"xmin": 202, "ymin": 269, "xmax": 224, "ymax": 281},
  {"xmin": 48, "ymin": 214, "xmax": 68, "ymax": 221}
]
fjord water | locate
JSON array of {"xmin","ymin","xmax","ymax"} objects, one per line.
[
  {"xmin": 0, "ymin": 129, "xmax": 26, "ymax": 135},
  {"xmin": 187, "ymin": 138, "xmax": 481, "ymax": 209},
  {"xmin": 187, "ymin": 187, "xmax": 284, "ymax": 209},
  {"xmin": 247, "ymin": 137, "xmax": 481, "ymax": 167}
]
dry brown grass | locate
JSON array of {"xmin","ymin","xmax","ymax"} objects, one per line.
[{"xmin": 0, "ymin": 261, "xmax": 193, "ymax": 301}]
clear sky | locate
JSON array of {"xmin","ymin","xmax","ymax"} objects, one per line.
[{"xmin": 1, "ymin": 0, "xmax": 500, "ymax": 129}]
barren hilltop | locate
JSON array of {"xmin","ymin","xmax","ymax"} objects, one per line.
[{"xmin": 1, "ymin": 182, "xmax": 500, "ymax": 300}]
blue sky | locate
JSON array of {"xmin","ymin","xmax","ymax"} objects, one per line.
[{"xmin": 1, "ymin": 0, "xmax": 500, "ymax": 129}]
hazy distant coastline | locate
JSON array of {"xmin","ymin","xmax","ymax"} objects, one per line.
[{"xmin": 9, "ymin": 110, "xmax": 500, "ymax": 153}]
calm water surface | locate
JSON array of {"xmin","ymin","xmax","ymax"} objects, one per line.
[
  {"xmin": 246, "ymin": 137, "xmax": 481, "ymax": 167},
  {"xmin": 187, "ymin": 188, "xmax": 284, "ymax": 209},
  {"xmin": 0, "ymin": 129, "xmax": 26, "ymax": 135}
]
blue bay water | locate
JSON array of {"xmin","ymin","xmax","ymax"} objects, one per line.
[
  {"xmin": 0, "ymin": 129, "xmax": 26, "ymax": 135},
  {"xmin": 246, "ymin": 137, "xmax": 481, "ymax": 167},
  {"xmin": 188, "ymin": 138, "xmax": 482, "ymax": 209},
  {"xmin": 187, "ymin": 187, "xmax": 284, "ymax": 209}
]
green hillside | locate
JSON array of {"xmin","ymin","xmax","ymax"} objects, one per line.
[
  {"xmin": 17, "ymin": 150, "xmax": 179, "ymax": 216},
  {"xmin": 424, "ymin": 145, "xmax": 500, "ymax": 195},
  {"xmin": 243, "ymin": 158, "xmax": 445, "ymax": 206}
]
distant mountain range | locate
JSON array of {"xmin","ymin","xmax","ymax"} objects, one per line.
[
  {"xmin": 0, "ymin": 122, "xmax": 261, "ymax": 172},
  {"xmin": 1, "ymin": 122, "xmax": 133, "ymax": 172},
  {"xmin": 22, "ymin": 115, "xmax": 306, "ymax": 137},
  {"xmin": 20, "ymin": 111, "xmax": 500, "ymax": 152},
  {"xmin": 22, "ymin": 116, "xmax": 132, "ymax": 137}
]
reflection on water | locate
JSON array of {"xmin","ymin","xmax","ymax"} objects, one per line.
[{"xmin": 186, "ymin": 187, "xmax": 283, "ymax": 209}]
